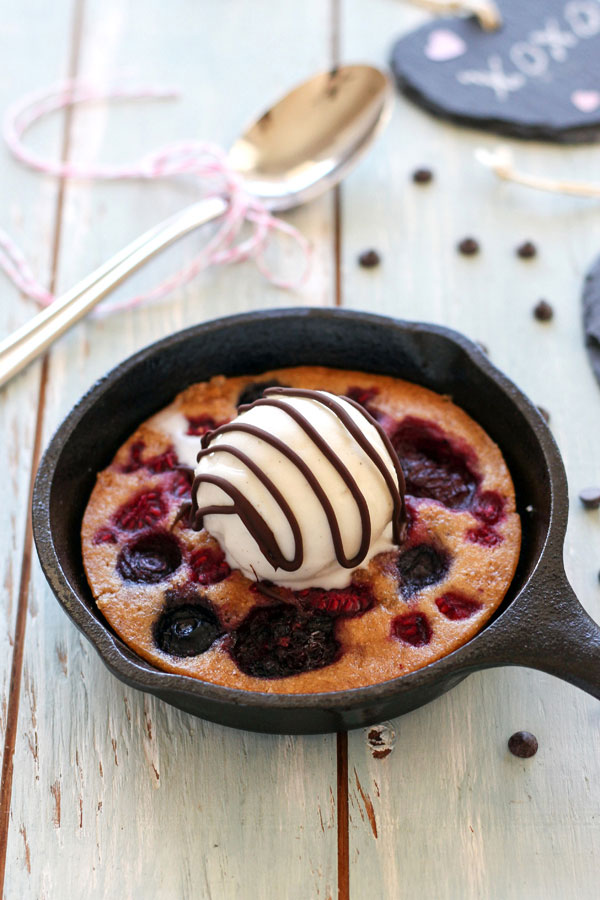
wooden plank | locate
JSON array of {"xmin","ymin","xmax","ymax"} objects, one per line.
[
  {"xmin": 340, "ymin": 1, "xmax": 600, "ymax": 897},
  {"xmin": 0, "ymin": 0, "xmax": 73, "ymax": 724},
  {"xmin": 5, "ymin": 1, "xmax": 338, "ymax": 897},
  {"xmin": 0, "ymin": 0, "xmax": 81, "ymax": 885}
]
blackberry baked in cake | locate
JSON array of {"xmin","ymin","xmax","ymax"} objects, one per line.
[{"xmin": 81, "ymin": 366, "xmax": 521, "ymax": 693}]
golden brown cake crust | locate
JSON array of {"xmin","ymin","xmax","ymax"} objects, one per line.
[{"xmin": 81, "ymin": 366, "xmax": 521, "ymax": 694}]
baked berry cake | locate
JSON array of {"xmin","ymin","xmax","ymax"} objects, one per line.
[{"xmin": 81, "ymin": 366, "xmax": 521, "ymax": 693}]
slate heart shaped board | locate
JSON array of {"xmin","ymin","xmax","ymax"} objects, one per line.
[
  {"xmin": 390, "ymin": 0, "xmax": 600, "ymax": 142},
  {"xmin": 583, "ymin": 256, "xmax": 600, "ymax": 387}
]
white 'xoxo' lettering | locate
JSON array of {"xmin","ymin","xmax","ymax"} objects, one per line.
[{"xmin": 455, "ymin": 1, "xmax": 600, "ymax": 102}]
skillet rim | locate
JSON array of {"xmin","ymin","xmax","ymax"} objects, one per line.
[{"xmin": 32, "ymin": 307, "xmax": 567, "ymax": 713}]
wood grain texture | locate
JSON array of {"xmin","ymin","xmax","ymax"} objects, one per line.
[
  {"xmin": 2, "ymin": 0, "xmax": 600, "ymax": 897},
  {"xmin": 0, "ymin": 0, "xmax": 82, "ymax": 888},
  {"xmin": 4, "ymin": 1, "xmax": 338, "ymax": 898},
  {"xmin": 0, "ymin": 0, "xmax": 73, "ymax": 742},
  {"xmin": 341, "ymin": 1, "xmax": 600, "ymax": 898}
]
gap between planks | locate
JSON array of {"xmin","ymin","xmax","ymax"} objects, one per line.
[
  {"xmin": 0, "ymin": 0, "xmax": 86, "ymax": 891},
  {"xmin": 330, "ymin": 2, "xmax": 350, "ymax": 900}
]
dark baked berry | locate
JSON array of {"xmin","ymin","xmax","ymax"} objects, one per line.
[
  {"xmin": 189, "ymin": 546, "xmax": 231, "ymax": 585},
  {"xmin": 186, "ymin": 415, "xmax": 222, "ymax": 437},
  {"xmin": 296, "ymin": 583, "xmax": 374, "ymax": 617},
  {"xmin": 392, "ymin": 417, "xmax": 479, "ymax": 508},
  {"xmin": 358, "ymin": 249, "xmax": 381, "ymax": 268},
  {"xmin": 579, "ymin": 487, "xmax": 600, "ymax": 509},
  {"xmin": 230, "ymin": 605, "xmax": 339, "ymax": 678},
  {"xmin": 237, "ymin": 380, "xmax": 285, "ymax": 408},
  {"xmin": 392, "ymin": 612, "xmax": 432, "ymax": 647},
  {"xmin": 517, "ymin": 241, "xmax": 537, "ymax": 259},
  {"xmin": 465, "ymin": 524, "xmax": 502, "ymax": 547},
  {"xmin": 412, "ymin": 167, "xmax": 433, "ymax": 184},
  {"xmin": 533, "ymin": 300, "xmax": 553, "ymax": 321},
  {"xmin": 537, "ymin": 406, "xmax": 551, "ymax": 424},
  {"xmin": 472, "ymin": 490, "xmax": 505, "ymax": 526},
  {"xmin": 508, "ymin": 731, "xmax": 538, "ymax": 758},
  {"xmin": 93, "ymin": 527, "xmax": 116, "ymax": 545},
  {"xmin": 397, "ymin": 544, "xmax": 449, "ymax": 597},
  {"xmin": 113, "ymin": 490, "xmax": 166, "ymax": 532},
  {"xmin": 117, "ymin": 531, "xmax": 182, "ymax": 584},
  {"xmin": 458, "ymin": 237, "xmax": 480, "ymax": 256},
  {"xmin": 344, "ymin": 385, "xmax": 380, "ymax": 409},
  {"xmin": 154, "ymin": 603, "xmax": 222, "ymax": 657},
  {"xmin": 436, "ymin": 592, "xmax": 482, "ymax": 620}
]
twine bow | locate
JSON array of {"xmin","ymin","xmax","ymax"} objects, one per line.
[{"xmin": 0, "ymin": 81, "xmax": 312, "ymax": 317}]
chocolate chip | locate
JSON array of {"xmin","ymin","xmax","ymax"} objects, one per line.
[
  {"xmin": 476, "ymin": 341, "xmax": 489, "ymax": 355},
  {"xmin": 508, "ymin": 731, "xmax": 538, "ymax": 758},
  {"xmin": 358, "ymin": 249, "xmax": 381, "ymax": 268},
  {"xmin": 517, "ymin": 241, "xmax": 537, "ymax": 259},
  {"xmin": 412, "ymin": 167, "xmax": 433, "ymax": 184},
  {"xmin": 537, "ymin": 406, "xmax": 550, "ymax": 424},
  {"xmin": 533, "ymin": 300, "xmax": 553, "ymax": 322},
  {"xmin": 579, "ymin": 487, "xmax": 600, "ymax": 510},
  {"xmin": 458, "ymin": 237, "xmax": 480, "ymax": 256}
]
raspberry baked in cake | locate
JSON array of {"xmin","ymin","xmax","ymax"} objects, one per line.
[{"xmin": 81, "ymin": 366, "xmax": 521, "ymax": 694}]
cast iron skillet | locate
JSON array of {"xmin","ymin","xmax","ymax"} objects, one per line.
[{"xmin": 32, "ymin": 308, "xmax": 600, "ymax": 734}]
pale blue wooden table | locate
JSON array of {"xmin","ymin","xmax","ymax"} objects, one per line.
[{"xmin": 1, "ymin": 1, "xmax": 599, "ymax": 897}]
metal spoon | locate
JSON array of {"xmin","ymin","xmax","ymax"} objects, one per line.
[{"xmin": 0, "ymin": 65, "xmax": 392, "ymax": 388}]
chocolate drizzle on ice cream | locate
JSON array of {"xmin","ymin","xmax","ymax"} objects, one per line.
[{"xmin": 190, "ymin": 388, "xmax": 406, "ymax": 581}]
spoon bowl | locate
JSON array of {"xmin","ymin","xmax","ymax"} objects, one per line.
[
  {"xmin": 229, "ymin": 65, "xmax": 393, "ymax": 210},
  {"xmin": 0, "ymin": 65, "xmax": 392, "ymax": 388}
]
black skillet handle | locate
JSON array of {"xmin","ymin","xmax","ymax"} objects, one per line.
[{"xmin": 483, "ymin": 566, "xmax": 600, "ymax": 700}]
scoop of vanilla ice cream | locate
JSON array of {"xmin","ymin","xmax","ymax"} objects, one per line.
[{"xmin": 194, "ymin": 391, "xmax": 401, "ymax": 589}]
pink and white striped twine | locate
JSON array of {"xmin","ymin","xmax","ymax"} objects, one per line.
[{"xmin": 1, "ymin": 81, "xmax": 312, "ymax": 316}]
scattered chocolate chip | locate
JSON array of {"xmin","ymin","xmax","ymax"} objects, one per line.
[
  {"xmin": 533, "ymin": 300, "xmax": 553, "ymax": 322},
  {"xmin": 476, "ymin": 341, "xmax": 489, "ymax": 355},
  {"xmin": 579, "ymin": 487, "xmax": 600, "ymax": 510},
  {"xmin": 537, "ymin": 406, "xmax": 550, "ymax": 424},
  {"xmin": 517, "ymin": 241, "xmax": 537, "ymax": 259},
  {"xmin": 458, "ymin": 237, "xmax": 480, "ymax": 256},
  {"xmin": 412, "ymin": 167, "xmax": 433, "ymax": 184},
  {"xmin": 358, "ymin": 249, "xmax": 381, "ymax": 268},
  {"xmin": 508, "ymin": 731, "xmax": 538, "ymax": 758}
]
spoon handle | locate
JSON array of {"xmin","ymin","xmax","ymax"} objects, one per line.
[{"xmin": 0, "ymin": 195, "xmax": 228, "ymax": 389}]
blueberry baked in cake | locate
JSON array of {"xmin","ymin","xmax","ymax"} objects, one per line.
[{"xmin": 81, "ymin": 366, "xmax": 521, "ymax": 693}]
